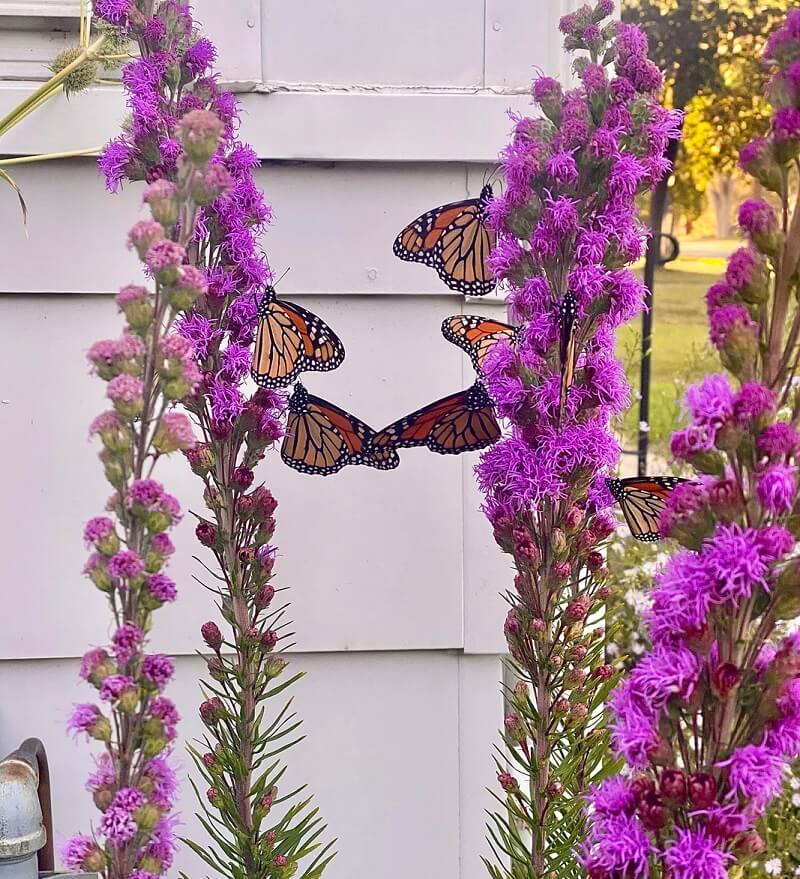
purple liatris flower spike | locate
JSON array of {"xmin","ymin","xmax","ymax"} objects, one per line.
[
  {"xmin": 92, "ymin": 4, "xmax": 330, "ymax": 877},
  {"xmin": 598, "ymin": 9, "xmax": 800, "ymax": 876},
  {"xmin": 476, "ymin": 2, "xmax": 680, "ymax": 872}
]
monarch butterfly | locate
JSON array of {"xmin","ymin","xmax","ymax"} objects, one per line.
[
  {"xmin": 281, "ymin": 383, "xmax": 399, "ymax": 476},
  {"xmin": 371, "ymin": 381, "xmax": 501, "ymax": 456},
  {"xmin": 393, "ymin": 184, "xmax": 497, "ymax": 297},
  {"xmin": 559, "ymin": 292, "xmax": 578, "ymax": 412},
  {"xmin": 606, "ymin": 476, "xmax": 689, "ymax": 542},
  {"xmin": 441, "ymin": 314, "xmax": 517, "ymax": 374},
  {"xmin": 251, "ymin": 286, "xmax": 345, "ymax": 389}
]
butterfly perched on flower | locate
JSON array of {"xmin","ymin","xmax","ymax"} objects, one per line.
[
  {"xmin": 441, "ymin": 314, "xmax": 517, "ymax": 374},
  {"xmin": 281, "ymin": 383, "xmax": 399, "ymax": 476},
  {"xmin": 559, "ymin": 292, "xmax": 579, "ymax": 412},
  {"xmin": 606, "ymin": 476, "xmax": 688, "ymax": 542},
  {"xmin": 251, "ymin": 286, "xmax": 345, "ymax": 389},
  {"xmin": 393, "ymin": 185, "xmax": 497, "ymax": 296},
  {"xmin": 371, "ymin": 381, "xmax": 501, "ymax": 457}
]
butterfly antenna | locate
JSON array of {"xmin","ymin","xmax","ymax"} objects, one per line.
[{"xmin": 273, "ymin": 266, "xmax": 291, "ymax": 288}]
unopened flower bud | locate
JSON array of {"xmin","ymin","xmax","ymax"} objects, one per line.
[
  {"xmin": 264, "ymin": 656, "xmax": 288, "ymax": 679},
  {"xmin": 206, "ymin": 786, "xmax": 223, "ymax": 807},
  {"xmin": 200, "ymin": 696, "xmax": 224, "ymax": 727},
  {"xmin": 553, "ymin": 560, "xmax": 572, "ymax": 580},
  {"xmin": 255, "ymin": 584, "xmax": 276, "ymax": 610},
  {"xmin": 504, "ymin": 713, "xmax": 527, "ymax": 744},
  {"xmin": 184, "ymin": 443, "xmax": 214, "ymax": 476},
  {"xmin": 201, "ymin": 621, "xmax": 222, "ymax": 651},
  {"xmin": 207, "ymin": 656, "xmax": 226, "ymax": 683},
  {"xmin": 82, "ymin": 845, "xmax": 108, "ymax": 873},
  {"xmin": 127, "ymin": 220, "xmax": 165, "ymax": 260},
  {"xmin": 659, "ymin": 769, "xmax": 687, "ymax": 804},
  {"xmin": 133, "ymin": 803, "xmax": 161, "ymax": 831},
  {"xmin": 547, "ymin": 780, "xmax": 564, "ymax": 798},
  {"xmin": 554, "ymin": 698, "xmax": 570, "ymax": 715},
  {"xmin": 116, "ymin": 285, "xmax": 154, "ymax": 334},
  {"xmin": 196, "ymin": 520, "xmax": 217, "ymax": 548},
  {"xmin": 567, "ymin": 644, "xmax": 587, "ymax": 661},
  {"xmin": 687, "ymin": 772, "xmax": 716, "ymax": 809},
  {"xmin": 638, "ymin": 792, "xmax": 667, "ymax": 831},
  {"xmin": 178, "ymin": 109, "xmax": 225, "ymax": 164},
  {"xmin": 737, "ymin": 830, "xmax": 765, "ymax": 855},
  {"xmin": 711, "ymin": 662, "xmax": 742, "ymax": 699},
  {"xmin": 642, "ymin": 735, "xmax": 672, "ymax": 766},
  {"xmin": 565, "ymin": 596, "xmax": 591, "ymax": 622},
  {"xmin": 232, "ymin": 466, "xmax": 254, "ymax": 490},
  {"xmin": 567, "ymin": 702, "xmax": 588, "ymax": 727},
  {"xmin": 260, "ymin": 629, "xmax": 278, "ymax": 651},
  {"xmin": 587, "ymin": 551, "xmax": 604, "ymax": 572},
  {"xmin": 143, "ymin": 179, "xmax": 179, "ymax": 227},
  {"xmin": 564, "ymin": 506, "xmax": 585, "ymax": 533},
  {"xmin": 497, "ymin": 771, "xmax": 519, "ymax": 792},
  {"xmin": 565, "ymin": 668, "xmax": 587, "ymax": 689},
  {"xmin": 593, "ymin": 664, "xmax": 614, "ymax": 680},
  {"xmin": 551, "ymin": 528, "xmax": 567, "ymax": 556}
]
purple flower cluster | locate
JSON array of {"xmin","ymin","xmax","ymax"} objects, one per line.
[
  {"xmin": 594, "ymin": 9, "xmax": 800, "ymax": 875},
  {"xmin": 478, "ymin": 3, "xmax": 680, "ymax": 872},
  {"xmin": 90, "ymin": 3, "xmax": 300, "ymax": 877},
  {"xmin": 478, "ymin": 8, "xmax": 679, "ymax": 527}
]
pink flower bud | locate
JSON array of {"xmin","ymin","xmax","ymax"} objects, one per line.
[
  {"xmin": 196, "ymin": 520, "xmax": 217, "ymax": 547},
  {"xmin": 255, "ymin": 584, "xmax": 275, "ymax": 610},
  {"xmin": 687, "ymin": 772, "xmax": 716, "ymax": 809},
  {"xmin": 232, "ymin": 466, "xmax": 254, "ymax": 490},
  {"xmin": 201, "ymin": 621, "xmax": 222, "ymax": 651},
  {"xmin": 497, "ymin": 772, "xmax": 519, "ymax": 792},
  {"xmin": 178, "ymin": 109, "xmax": 225, "ymax": 164},
  {"xmin": 659, "ymin": 769, "xmax": 687, "ymax": 804},
  {"xmin": 711, "ymin": 662, "xmax": 742, "ymax": 699},
  {"xmin": 565, "ymin": 596, "xmax": 591, "ymax": 622},
  {"xmin": 199, "ymin": 697, "xmax": 224, "ymax": 726},
  {"xmin": 127, "ymin": 220, "xmax": 164, "ymax": 260}
]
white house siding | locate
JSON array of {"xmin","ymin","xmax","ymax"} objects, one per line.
[{"xmin": 0, "ymin": 3, "xmax": 581, "ymax": 877}]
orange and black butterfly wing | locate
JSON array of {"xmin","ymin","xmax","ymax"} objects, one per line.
[
  {"xmin": 282, "ymin": 384, "xmax": 398, "ymax": 476},
  {"xmin": 393, "ymin": 185, "xmax": 497, "ymax": 297},
  {"xmin": 606, "ymin": 476, "xmax": 688, "ymax": 542},
  {"xmin": 373, "ymin": 382, "xmax": 500, "ymax": 457},
  {"xmin": 559, "ymin": 294, "xmax": 578, "ymax": 386},
  {"xmin": 426, "ymin": 383, "xmax": 501, "ymax": 454},
  {"xmin": 251, "ymin": 293, "xmax": 345, "ymax": 389},
  {"xmin": 441, "ymin": 314, "xmax": 517, "ymax": 373}
]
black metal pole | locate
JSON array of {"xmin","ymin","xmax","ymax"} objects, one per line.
[{"xmin": 637, "ymin": 235, "xmax": 658, "ymax": 476}]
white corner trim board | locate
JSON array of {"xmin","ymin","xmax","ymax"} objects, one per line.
[{"xmin": 0, "ymin": 83, "xmax": 531, "ymax": 163}]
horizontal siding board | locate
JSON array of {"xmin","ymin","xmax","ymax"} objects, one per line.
[
  {"xmin": 262, "ymin": 0, "xmax": 485, "ymax": 88},
  {"xmin": 0, "ymin": 85, "xmax": 527, "ymax": 162},
  {"xmin": 0, "ymin": 161, "xmax": 494, "ymax": 296}
]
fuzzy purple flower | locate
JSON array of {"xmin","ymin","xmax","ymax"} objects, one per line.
[
  {"xmin": 99, "ymin": 805, "xmax": 138, "ymax": 845},
  {"xmin": 719, "ymin": 744, "xmax": 784, "ymax": 812},
  {"xmin": 662, "ymin": 827, "xmax": 732, "ymax": 879},
  {"xmin": 141, "ymin": 654, "xmax": 175, "ymax": 690},
  {"xmin": 757, "ymin": 463, "xmax": 797, "ymax": 514}
]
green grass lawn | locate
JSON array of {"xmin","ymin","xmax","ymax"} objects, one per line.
[{"xmin": 616, "ymin": 261, "xmax": 722, "ymax": 450}]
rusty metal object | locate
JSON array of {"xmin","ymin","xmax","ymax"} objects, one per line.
[{"xmin": 0, "ymin": 738, "xmax": 53, "ymax": 879}]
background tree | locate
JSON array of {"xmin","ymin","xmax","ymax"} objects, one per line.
[{"xmin": 622, "ymin": 0, "xmax": 789, "ymax": 234}]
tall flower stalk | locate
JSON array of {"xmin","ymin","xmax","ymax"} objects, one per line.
[
  {"xmin": 475, "ymin": 4, "xmax": 678, "ymax": 876},
  {"xmin": 584, "ymin": 11, "xmax": 800, "ymax": 879},
  {"xmin": 62, "ymin": 104, "xmax": 216, "ymax": 879},
  {"xmin": 93, "ymin": 3, "xmax": 332, "ymax": 877}
]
